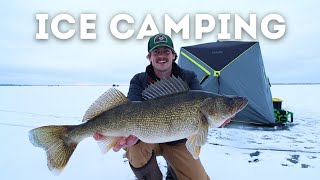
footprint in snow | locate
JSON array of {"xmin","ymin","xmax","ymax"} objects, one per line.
[{"xmin": 248, "ymin": 151, "xmax": 260, "ymax": 163}]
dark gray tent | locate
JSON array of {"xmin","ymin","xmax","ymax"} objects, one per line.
[{"xmin": 178, "ymin": 41, "xmax": 275, "ymax": 125}]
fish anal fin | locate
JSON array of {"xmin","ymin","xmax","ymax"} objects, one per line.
[
  {"xmin": 82, "ymin": 88, "xmax": 129, "ymax": 122},
  {"xmin": 97, "ymin": 136, "xmax": 123, "ymax": 154},
  {"xmin": 186, "ymin": 122, "xmax": 209, "ymax": 159}
]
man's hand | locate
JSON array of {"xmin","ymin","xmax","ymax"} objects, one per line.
[{"xmin": 93, "ymin": 133, "xmax": 139, "ymax": 152}]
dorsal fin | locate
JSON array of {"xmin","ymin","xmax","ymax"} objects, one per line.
[
  {"xmin": 142, "ymin": 76, "xmax": 189, "ymax": 100},
  {"xmin": 82, "ymin": 88, "xmax": 128, "ymax": 122}
]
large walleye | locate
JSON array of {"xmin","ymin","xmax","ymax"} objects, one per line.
[{"xmin": 29, "ymin": 76, "xmax": 248, "ymax": 175}]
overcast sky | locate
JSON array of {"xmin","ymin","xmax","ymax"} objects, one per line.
[{"xmin": 1, "ymin": 0, "xmax": 319, "ymax": 85}]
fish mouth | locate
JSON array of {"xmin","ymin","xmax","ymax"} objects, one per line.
[
  {"xmin": 238, "ymin": 97, "xmax": 248, "ymax": 111},
  {"xmin": 230, "ymin": 97, "xmax": 249, "ymax": 118}
]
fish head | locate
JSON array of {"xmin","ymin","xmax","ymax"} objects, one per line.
[{"xmin": 200, "ymin": 95, "xmax": 248, "ymax": 127}]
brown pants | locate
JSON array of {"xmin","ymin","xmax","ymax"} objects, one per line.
[{"xmin": 125, "ymin": 141, "xmax": 210, "ymax": 180}]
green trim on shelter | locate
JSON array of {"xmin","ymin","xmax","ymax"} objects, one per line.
[{"xmin": 178, "ymin": 41, "xmax": 275, "ymax": 125}]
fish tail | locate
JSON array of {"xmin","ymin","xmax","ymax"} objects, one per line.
[{"xmin": 28, "ymin": 125, "xmax": 77, "ymax": 175}]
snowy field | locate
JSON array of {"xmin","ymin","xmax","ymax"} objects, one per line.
[{"xmin": 0, "ymin": 85, "xmax": 319, "ymax": 180}]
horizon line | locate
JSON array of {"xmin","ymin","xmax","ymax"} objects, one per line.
[{"xmin": 1, "ymin": 83, "xmax": 320, "ymax": 87}]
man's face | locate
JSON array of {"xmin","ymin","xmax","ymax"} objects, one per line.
[{"xmin": 149, "ymin": 46, "xmax": 176, "ymax": 72}]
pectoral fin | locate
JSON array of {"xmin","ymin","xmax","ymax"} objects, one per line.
[
  {"xmin": 96, "ymin": 136, "xmax": 123, "ymax": 154},
  {"xmin": 186, "ymin": 121, "xmax": 209, "ymax": 159},
  {"xmin": 186, "ymin": 135, "xmax": 202, "ymax": 159}
]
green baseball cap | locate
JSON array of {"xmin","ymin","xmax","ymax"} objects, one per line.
[{"xmin": 148, "ymin": 33, "xmax": 175, "ymax": 53}]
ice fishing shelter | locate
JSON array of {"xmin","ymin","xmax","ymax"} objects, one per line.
[{"xmin": 178, "ymin": 41, "xmax": 275, "ymax": 125}]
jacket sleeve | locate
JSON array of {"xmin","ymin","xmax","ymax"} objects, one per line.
[
  {"xmin": 187, "ymin": 71, "xmax": 203, "ymax": 90},
  {"xmin": 127, "ymin": 73, "xmax": 144, "ymax": 101},
  {"xmin": 127, "ymin": 74, "xmax": 145, "ymax": 144}
]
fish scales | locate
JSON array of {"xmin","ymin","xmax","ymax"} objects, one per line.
[
  {"xmin": 28, "ymin": 76, "xmax": 248, "ymax": 175},
  {"xmin": 69, "ymin": 91, "xmax": 207, "ymax": 143}
]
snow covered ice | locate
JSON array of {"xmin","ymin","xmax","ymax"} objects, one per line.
[{"xmin": 0, "ymin": 85, "xmax": 319, "ymax": 180}]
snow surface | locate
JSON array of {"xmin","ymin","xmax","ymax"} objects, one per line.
[{"xmin": 0, "ymin": 85, "xmax": 319, "ymax": 180}]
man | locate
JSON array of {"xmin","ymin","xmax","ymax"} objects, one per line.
[{"xmin": 94, "ymin": 33, "xmax": 231, "ymax": 179}]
